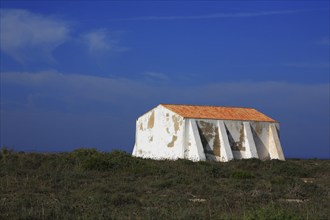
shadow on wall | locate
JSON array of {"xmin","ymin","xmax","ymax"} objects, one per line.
[
  {"xmin": 196, "ymin": 121, "xmax": 272, "ymax": 161},
  {"xmin": 196, "ymin": 121, "xmax": 219, "ymax": 161},
  {"xmin": 250, "ymin": 124, "xmax": 270, "ymax": 160}
]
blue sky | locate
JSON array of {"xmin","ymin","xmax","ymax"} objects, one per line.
[{"xmin": 0, "ymin": 1, "xmax": 329, "ymax": 158}]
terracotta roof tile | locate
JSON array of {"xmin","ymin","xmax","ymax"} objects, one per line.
[{"xmin": 161, "ymin": 104, "xmax": 276, "ymax": 122}]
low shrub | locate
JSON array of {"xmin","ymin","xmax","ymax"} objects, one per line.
[
  {"xmin": 247, "ymin": 205, "xmax": 299, "ymax": 220},
  {"xmin": 269, "ymin": 160, "xmax": 312, "ymax": 178},
  {"xmin": 1, "ymin": 149, "xmax": 329, "ymax": 219},
  {"xmin": 110, "ymin": 193, "xmax": 140, "ymax": 207},
  {"xmin": 207, "ymin": 166, "xmax": 230, "ymax": 178},
  {"xmin": 0, "ymin": 147, "xmax": 14, "ymax": 161},
  {"xmin": 68, "ymin": 148, "xmax": 137, "ymax": 171},
  {"xmin": 230, "ymin": 170, "xmax": 255, "ymax": 179}
]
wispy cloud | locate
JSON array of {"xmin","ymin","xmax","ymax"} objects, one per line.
[
  {"xmin": 284, "ymin": 62, "xmax": 330, "ymax": 69},
  {"xmin": 2, "ymin": 70, "xmax": 329, "ymax": 156},
  {"xmin": 0, "ymin": 9, "xmax": 70, "ymax": 63},
  {"xmin": 80, "ymin": 29, "xmax": 128, "ymax": 53},
  {"xmin": 80, "ymin": 29, "xmax": 112, "ymax": 52},
  {"xmin": 117, "ymin": 10, "xmax": 299, "ymax": 21},
  {"xmin": 1, "ymin": 71, "xmax": 152, "ymax": 105},
  {"xmin": 143, "ymin": 71, "xmax": 169, "ymax": 81},
  {"xmin": 0, "ymin": 9, "xmax": 127, "ymax": 64},
  {"xmin": 2, "ymin": 70, "xmax": 328, "ymax": 110},
  {"xmin": 317, "ymin": 37, "xmax": 330, "ymax": 46}
]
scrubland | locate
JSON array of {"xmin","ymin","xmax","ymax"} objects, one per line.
[{"xmin": 1, "ymin": 148, "xmax": 329, "ymax": 219}]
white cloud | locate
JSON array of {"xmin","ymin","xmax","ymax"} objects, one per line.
[
  {"xmin": 80, "ymin": 29, "xmax": 112, "ymax": 52},
  {"xmin": 117, "ymin": 10, "xmax": 299, "ymax": 21},
  {"xmin": 0, "ymin": 70, "xmax": 154, "ymax": 105},
  {"xmin": 317, "ymin": 37, "xmax": 330, "ymax": 46},
  {"xmin": 2, "ymin": 71, "xmax": 328, "ymax": 112},
  {"xmin": 284, "ymin": 62, "xmax": 330, "ymax": 69},
  {"xmin": 143, "ymin": 71, "xmax": 169, "ymax": 81},
  {"xmin": 0, "ymin": 9, "xmax": 70, "ymax": 63},
  {"xmin": 0, "ymin": 9, "xmax": 127, "ymax": 64}
]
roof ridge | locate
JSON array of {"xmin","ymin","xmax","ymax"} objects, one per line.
[
  {"xmin": 160, "ymin": 104, "xmax": 276, "ymax": 122},
  {"xmin": 160, "ymin": 103, "xmax": 255, "ymax": 110}
]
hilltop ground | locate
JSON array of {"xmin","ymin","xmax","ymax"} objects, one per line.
[{"xmin": 0, "ymin": 148, "xmax": 329, "ymax": 219}]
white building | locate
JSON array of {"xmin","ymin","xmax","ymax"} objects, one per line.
[{"xmin": 132, "ymin": 104, "xmax": 285, "ymax": 162}]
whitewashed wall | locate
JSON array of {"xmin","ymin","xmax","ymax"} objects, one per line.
[
  {"xmin": 133, "ymin": 106, "xmax": 284, "ymax": 161},
  {"xmin": 133, "ymin": 105, "xmax": 185, "ymax": 160},
  {"xmin": 183, "ymin": 119, "xmax": 206, "ymax": 161},
  {"xmin": 249, "ymin": 122, "xmax": 272, "ymax": 160}
]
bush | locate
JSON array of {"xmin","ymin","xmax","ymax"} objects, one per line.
[
  {"xmin": 230, "ymin": 170, "xmax": 255, "ymax": 179},
  {"xmin": 68, "ymin": 148, "xmax": 139, "ymax": 171},
  {"xmin": 270, "ymin": 160, "xmax": 311, "ymax": 178},
  {"xmin": 70, "ymin": 148, "xmax": 100, "ymax": 160},
  {"xmin": 110, "ymin": 193, "xmax": 140, "ymax": 206},
  {"xmin": 82, "ymin": 155, "xmax": 110, "ymax": 171},
  {"xmin": 248, "ymin": 205, "xmax": 298, "ymax": 220},
  {"xmin": 207, "ymin": 166, "xmax": 230, "ymax": 178},
  {"xmin": 106, "ymin": 150, "xmax": 135, "ymax": 169},
  {"xmin": 0, "ymin": 147, "xmax": 14, "ymax": 161}
]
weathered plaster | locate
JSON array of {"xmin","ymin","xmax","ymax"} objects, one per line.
[
  {"xmin": 243, "ymin": 122, "xmax": 259, "ymax": 159},
  {"xmin": 218, "ymin": 120, "xmax": 234, "ymax": 162},
  {"xmin": 147, "ymin": 111, "xmax": 155, "ymax": 129},
  {"xmin": 132, "ymin": 105, "xmax": 185, "ymax": 160},
  {"xmin": 268, "ymin": 123, "xmax": 285, "ymax": 160},
  {"xmin": 196, "ymin": 120, "xmax": 221, "ymax": 161},
  {"xmin": 184, "ymin": 119, "xmax": 206, "ymax": 161},
  {"xmin": 167, "ymin": 135, "xmax": 178, "ymax": 148},
  {"xmin": 132, "ymin": 105, "xmax": 285, "ymax": 162}
]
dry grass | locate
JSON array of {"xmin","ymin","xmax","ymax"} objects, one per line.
[{"xmin": 1, "ymin": 148, "xmax": 329, "ymax": 219}]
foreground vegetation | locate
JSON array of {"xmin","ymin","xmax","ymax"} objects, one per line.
[{"xmin": 0, "ymin": 148, "xmax": 329, "ymax": 219}]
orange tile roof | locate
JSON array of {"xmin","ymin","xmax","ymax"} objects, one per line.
[{"xmin": 161, "ymin": 104, "xmax": 276, "ymax": 122}]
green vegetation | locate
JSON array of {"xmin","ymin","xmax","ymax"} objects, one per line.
[{"xmin": 1, "ymin": 147, "xmax": 329, "ymax": 219}]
